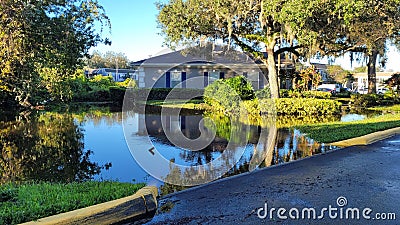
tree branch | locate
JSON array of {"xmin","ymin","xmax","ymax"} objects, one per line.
[
  {"xmin": 230, "ymin": 33, "xmax": 260, "ymax": 55},
  {"xmin": 274, "ymin": 45, "xmax": 303, "ymax": 57}
]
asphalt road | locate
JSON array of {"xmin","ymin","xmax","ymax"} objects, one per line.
[{"xmin": 144, "ymin": 135, "xmax": 400, "ymax": 225}]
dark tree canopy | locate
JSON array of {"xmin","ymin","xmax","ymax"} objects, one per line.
[{"xmin": 0, "ymin": 0, "xmax": 110, "ymax": 107}]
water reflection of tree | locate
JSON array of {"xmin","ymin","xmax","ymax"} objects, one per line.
[
  {"xmin": 0, "ymin": 112, "xmax": 107, "ymax": 184},
  {"xmin": 246, "ymin": 124, "xmax": 277, "ymax": 171},
  {"xmin": 51, "ymin": 104, "xmax": 124, "ymax": 127},
  {"xmin": 272, "ymin": 129, "xmax": 322, "ymax": 165},
  {"xmin": 159, "ymin": 112, "xmax": 334, "ymax": 195}
]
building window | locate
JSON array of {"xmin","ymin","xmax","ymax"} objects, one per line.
[
  {"xmin": 209, "ymin": 71, "xmax": 220, "ymax": 84},
  {"xmin": 247, "ymin": 72, "xmax": 259, "ymax": 89},
  {"xmin": 361, "ymin": 78, "xmax": 367, "ymax": 88},
  {"xmin": 171, "ymin": 71, "xmax": 182, "ymax": 88}
]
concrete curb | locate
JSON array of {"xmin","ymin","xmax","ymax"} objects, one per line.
[
  {"xmin": 21, "ymin": 186, "xmax": 158, "ymax": 225},
  {"xmin": 329, "ymin": 127, "xmax": 400, "ymax": 147}
]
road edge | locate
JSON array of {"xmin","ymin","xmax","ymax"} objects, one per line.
[
  {"xmin": 329, "ymin": 127, "xmax": 400, "ymax": 147},
  {"xmin": 21, "ymin": 186, "xmax": 158, "ymax": 225}
]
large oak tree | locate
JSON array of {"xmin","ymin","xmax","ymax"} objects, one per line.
[{"xmin": 157, "ymin": 0, "xmax": 321, "ymax": 98}]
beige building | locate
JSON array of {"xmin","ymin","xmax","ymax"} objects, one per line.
[{"xmin": 353, "ymin": 72, "xmax": 395, "ymax": 93}]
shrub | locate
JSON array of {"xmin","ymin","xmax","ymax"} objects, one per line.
[
  {"xmin": 109, "ymin": 86, "xmax": 127, "ymax": 104},
  {"xmin": 204, "ymin": 76, "xmax": 255, "ymax": 112},
  {"xmin": 223, "ymin": 75, "xmax": 255, "ymax": 100},
  {"xmin": 350, "ymin": 94, "xmax": 382, "ymax": 108},
  {"xmin": 287, "ymin": 90, "xmax": 303, "ymax": 98},
  {"xmin": 280, "ymin": 89, "xmax": 290, "ymax": 98},
  {"xmin": 279, "ymin": 89, "xmax": 331, "ymax": 99},
  {"xmin": 204, "ymin": 80, "xmax": 241, "ymax": 112},
  {"xmin": 240, "ymin": 99, "xmax": 260, "ymax": 115},
  {"xmin": 255, "ymin": 88, "xmax": 271, "ymax": 99},
  {"xmin": 68, "ymin": 74, "xmax": 134, "ymax": 103},
  {"xmin": 85, "ymin": 89, "xmax": 110, "ymax": 102},
  {"xmin": 116, "ymin": 78, "xmax": 137, "ymax": 88},
  {"xmin": 302, "ymin": 91, "xmax": 332, "ymax": 99},
  {"xmin": 90, "ymin": 75, "xmax": 115, "ymax": 89},
  {"xmin": 259, "ymin": 98, "xmax": 342, "ymax": 116},
  {"xmin": 334, "ymin": 90, "xmax": 351, "ymax": 98}
]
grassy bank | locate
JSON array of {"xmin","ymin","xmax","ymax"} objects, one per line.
[
  {"xmin": 368, "ymin": 104, "xmax": 400, "ymax": 112},
  {"xmin": 145, "ymin": 99, "xmax": 210, "ymax": 110},
  {"xmin": 296, "ymin": 113, "xmax": 400, "ymax": 143},
  {"xmin": 0, "ymin": 181, "xmax": 145, "ymax": 225}
]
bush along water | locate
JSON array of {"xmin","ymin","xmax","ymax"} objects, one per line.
[
  {"xmin": 268, "ymin": 98, "xmax": 342, "ymax": 116},
  {"xmin": 204, "ymin": 76, "xmax": 255, "ymax": 113},
  {"xmin": 350, "ymin": 93, "xmax": 399, "ymax": 108},
  {"xmin": 69, "ymin": 75, "xmax": 135, "ymax": 104},
  {"xmin": 203, "ymin": 76, "xmax": 342, "ymax": 116},
  {"xmin": 25, "ymin": 69, "xmax": 138, "ymax": 108},
  {"xmin": 279, "ymin": 89, "xmax": 332, "ymax": 99}
]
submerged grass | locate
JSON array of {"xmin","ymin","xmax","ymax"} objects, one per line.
[
  {"xmin": 296, "ymin": 113, "xmax": 400, "ymax": 143},
  {"xmin": 145, "ymin": 99, "xmax": 209, "ymax": 110},
  {"xmin": 0, "ymin": 181, "xmax": 145, "ymax": 225},
  {"xmin": 368, "ymin": 104, "xmax": 400, "ymax": 112}
]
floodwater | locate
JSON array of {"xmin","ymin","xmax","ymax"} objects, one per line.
[{"xmin": 1, "ymin": 106, "xmax": 360, "ymax": 194}]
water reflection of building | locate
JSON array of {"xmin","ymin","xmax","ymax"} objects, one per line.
[
  {"xmin": 137, "ymin": 114, "xmax": 229, "ymax": 151},
  {"xmin": 136, "ymin": 113, "xmax": 332, "ymax": 175}
]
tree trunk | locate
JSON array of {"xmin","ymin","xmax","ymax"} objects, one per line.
[
  {"xmin": 266, "ymin": 46, "xmax": 280, "ymax": 98},
  {"xmin": 367, "ymin": 50, "xmax": 378, "ymax": 94}
]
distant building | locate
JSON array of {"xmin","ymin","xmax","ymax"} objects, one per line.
[
  {"xmin": 353, "ymin": 72, "xmax": 394, "ymax": 93},
  {"xmin": 311, "ymin": 63, "xmax": 329, "ymax": 81},
  {"xmin": 85, "ymin": 68, "xmax": 137, "ymax": 82}
]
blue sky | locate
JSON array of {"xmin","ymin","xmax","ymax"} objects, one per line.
[
  {"xmin": 93, "ymin": 0, "xmax": 400, "ymax": 71},
  {"xmin": 93, "ymin": 0, "xmax": 168, "ymax": 62}
]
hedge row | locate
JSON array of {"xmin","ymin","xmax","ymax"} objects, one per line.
[
  {"xmin": 350, "ymin": 93, "xmax": 399, "ymax": 108},
  {"xmin": 72, "ymin": 86, "xmax": 126, "ymax": 103},
  {"xmin": 206, "ymin": 97, "xmax": 342, "ymax": 116},
  {"xmin": 280, "ymin": 89, "xmax": 332, "ymax": 99},
  {"xmin": 256, "ymin": 98, "xmax": 342, "ymax": 116}
]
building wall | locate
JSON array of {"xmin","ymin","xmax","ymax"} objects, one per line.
[
  {"xmin": 353, "ymin": 72, "xmax": 393, "ymax": 92},
  {"xmin": 141, "ymin": 65, "xmax": 268, "ymax": 90}
]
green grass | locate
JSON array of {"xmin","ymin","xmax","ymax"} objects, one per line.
[
  {"xmin": 296, "ymin": 113, "xmax": 400, "ymax": 143},
  {"xmin": 145, "ymin": 99, "xmax": 209, "ymax": 110},
  {"xmin": 368, "ymin": 104, "xmax": 400, "ymax": 112},
  {"xmin": 0, "ymin": 181, "xmax": 145, "ymax": 225}
]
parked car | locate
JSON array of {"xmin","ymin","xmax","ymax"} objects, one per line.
[
  {"xmin": 317, "ymin": 84, "xmax": 341, "ymax": 93},
  {"xmin": 358, "ymin": 87, "xmax": 388, "ymax": 94},
  {"xmin": 377, "ymin": 88, "xmax": 389, "ymax": 94},
  {"xmin": 357, "ymin": 88, "xmax": 368, "ymax": 94},
  {"xmin": 317, "ymin": 87, "xmax": 335, "ymax": 94}
]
